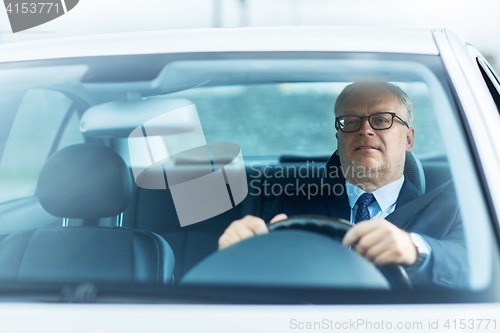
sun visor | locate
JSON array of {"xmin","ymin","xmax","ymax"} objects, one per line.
[
  {"xmin": 0, "ymin": 65, "xmax": 88, "ymax": 92},
  {"xmin": 80, "ymin": 98, "xmax": 198, "ymax": 138}
]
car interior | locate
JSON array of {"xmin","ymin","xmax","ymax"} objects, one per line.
[{"xmin": 0, "ymin": 53, "xmax": 468, "ymax": 291}]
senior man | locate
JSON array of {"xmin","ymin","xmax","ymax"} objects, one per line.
[{"xmin": 219, "ymin": 82, "xmax": 467, "ymax": 288}]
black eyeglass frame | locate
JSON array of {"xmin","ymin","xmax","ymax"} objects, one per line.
[{"xmin": 335, "ymin": 112, "xmax": 410, "ymax": 133}]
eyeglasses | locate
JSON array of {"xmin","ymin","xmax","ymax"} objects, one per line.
[{"xmin": 335, "ymin": 112, "xmax": 410, "ymax": 133}]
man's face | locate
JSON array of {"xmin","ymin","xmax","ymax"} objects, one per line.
[{"xmin": 336, "ymin": 85, "xmax": 415, "ymax": 188}]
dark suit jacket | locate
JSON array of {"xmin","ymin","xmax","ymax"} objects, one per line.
[{"xmin": 267, "ymin": 177, "xmax": 468, "ymax": 288}]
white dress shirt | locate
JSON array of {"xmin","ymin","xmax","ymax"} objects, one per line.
[{"xmin": 345, "ymin": 175, "xmax": 404, "ymax": 223}]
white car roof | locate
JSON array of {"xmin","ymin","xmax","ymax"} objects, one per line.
[{"xmin": 0, "ymin": 27, "xmax": 439, "ymax": 63}]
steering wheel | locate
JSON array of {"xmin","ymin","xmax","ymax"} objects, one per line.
[
  {"xmin": 268, "ymin": 215, "xmax": 412, "ymax": 289},
  {"xmin": 182, "ymin": 215, "xmax": 409, "ymax": 289}
]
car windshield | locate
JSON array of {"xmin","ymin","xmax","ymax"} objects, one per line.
[{"xmin": 0, "ymin": 52, "xmax": 497, "ymax": 304}]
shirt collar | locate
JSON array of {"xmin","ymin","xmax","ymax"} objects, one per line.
[{"xmin": 345, "ymin": 175, "xmax": 405, "ymax": 211}]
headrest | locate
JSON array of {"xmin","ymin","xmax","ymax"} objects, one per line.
[
  {"xmin": 403, "ymin": 151, "xmax": 426, "ymax": 193},
  {"xmin": 37, "ymin": 144, "xmax": 133, "ymax": 218},
  {"xmin": 323, "ymin": 151, "xmax": 426, "ymax": 193}
]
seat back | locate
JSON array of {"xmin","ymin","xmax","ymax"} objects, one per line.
[{"xmin": 0, "ymin": 144, "xmax": 174, "ymax": 284}]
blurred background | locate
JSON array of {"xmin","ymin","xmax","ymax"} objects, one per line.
[{"xmin": 0, "ymin": 0, "xmax": 498, "ymax": 68}]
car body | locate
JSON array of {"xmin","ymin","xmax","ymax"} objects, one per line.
[{"xmin": 0, "ymin": 27, "xmax": 500, "ymax": 331}]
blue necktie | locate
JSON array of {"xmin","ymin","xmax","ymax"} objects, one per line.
[{"xmin": 354, "ymin": 193, "xmax": 375, "ymax": 223}]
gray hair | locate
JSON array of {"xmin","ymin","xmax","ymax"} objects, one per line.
[{"xmin": 334, "ymin": 82, "xmax": 413, "ymax": 126}]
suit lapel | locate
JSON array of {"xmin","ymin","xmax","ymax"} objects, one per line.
[
  {"xmin": 395, "ymin": 177, "xmax": 422, "ymax": 208},
  {"xmin": 386, "ymin": 177, "xmax": 422, "ymax": 228},
  {"xmin": 325, "ymin": 186, "xmax": 351, "ymax": 220}
]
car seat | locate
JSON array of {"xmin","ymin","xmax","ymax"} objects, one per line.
[{"xmin": 0, "ymin": 144, "xmax": 175, "ymax": 283}]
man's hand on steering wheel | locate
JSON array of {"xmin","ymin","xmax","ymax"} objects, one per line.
[
  {"xmin": 342, "ymin": 218, "xmax": 418, "ymax": 266},
  {"xmin": 218, "ymin": 214, "xmax": 414, "ymax": 288},
  {"xmin": 220, "ymin": 215, "xmax": 418, "ymax": 267},
  {"xmin": 218, "ymin": 214, "xmax": 288, "ymax": 249}
]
